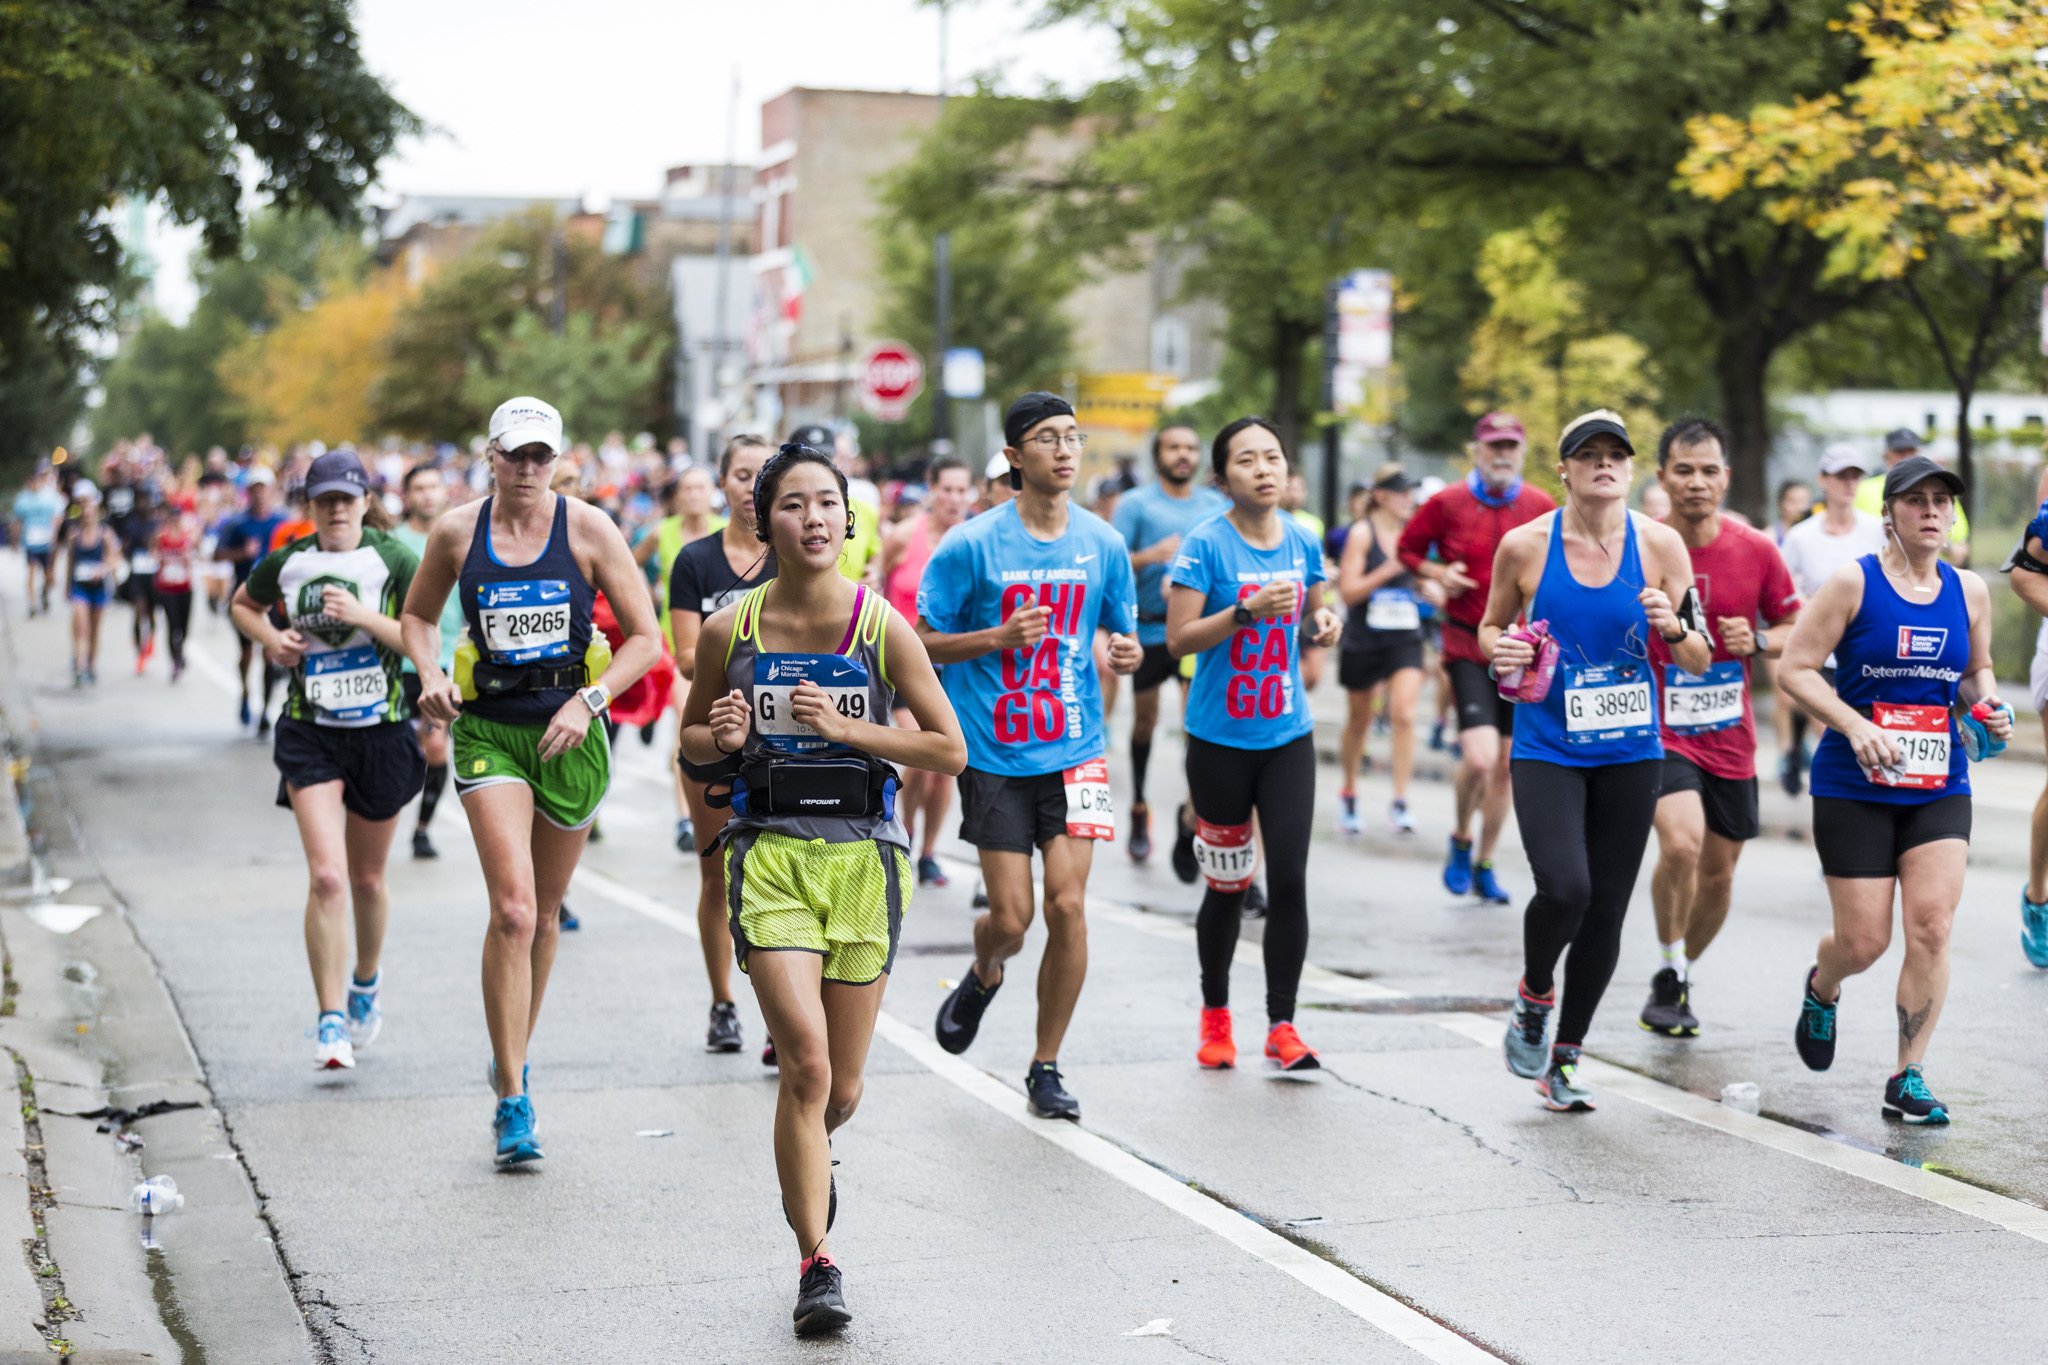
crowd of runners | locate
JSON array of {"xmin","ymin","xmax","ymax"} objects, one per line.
[{"xmin": 12, "ymin": 387, "xmax": 2044, "ymax": 1335}]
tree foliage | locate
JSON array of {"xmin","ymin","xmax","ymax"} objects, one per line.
[
  {"xmin": 460, "ymin": 311, "xmax": 665, "ymax": 444},
  {"xmin": 220, "ymin": 267, "xmax": 405, "ymax": 449}
]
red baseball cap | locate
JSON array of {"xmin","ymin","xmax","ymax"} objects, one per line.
[{"xmin": 1473, "ymin": 412, "xmax": 1526, "ymax": 445}]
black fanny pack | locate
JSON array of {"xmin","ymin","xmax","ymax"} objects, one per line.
[
  {"xmin": 472, "ymin": 658, "xmax": 587, "ymax": 696},
  {"xmin": 710, "ymin": 754, "xmax": 898, "ymax": 821}
]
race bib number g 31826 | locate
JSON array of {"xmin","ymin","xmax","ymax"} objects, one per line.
[
  {"xmin": 1867, "ymin": 701, "xmax": 1950, "ymax": 789},
  {"xmin": 1662, "ymin": 661, "xmax": 1745, "ymax": 735},
  {"xmin": 476, "ymin": 580, "xmax": 572, "ymax": 663},
  {"xmin": 753, "ymin": 653, "xmax": 869, "ymax": 754},
  {"xmin": 1063, "ymin": 758, "xmax": 1114, "ymax": 840},
  {"xmin": 1364, "ymin": 588, "xmax": 1421, "ymax": 633},
  {"xmin": 304, "ymin": 644, "xmax": 387, "ymax": 724},
  {"xmin": 1563, "ymin": 661, "xmax": 1655, "ymax": 744}
]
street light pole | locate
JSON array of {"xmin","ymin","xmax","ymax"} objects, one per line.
[{"xmin": 930, "ymin": 0, "xmax": 954, "ymax": 455}]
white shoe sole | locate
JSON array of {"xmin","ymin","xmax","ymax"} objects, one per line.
[
  {"xmin": 315, "ymin": 1046, "xmax": 355, "ymax": 1070},
  {"xmin": 347, "ymin": 1006, "xmax": 381, "ymax": 1050}
]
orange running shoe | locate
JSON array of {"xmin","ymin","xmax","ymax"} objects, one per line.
[
  {"xmin": 1264, "ymin": 1021, "xmax": 1321, "ymax": 1071},
  {"xmin": 1197, "ymin": 1007, "xmax": 1235, "ymax": 1069}
]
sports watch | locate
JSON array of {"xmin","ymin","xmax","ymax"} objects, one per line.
[
  {"xmin": 577, "ymin": 682, "xmax": 611, "ymax": 717},
  {"xmin": 1232, "ymin": 602, "xmax": 1257, "ymax": 627}
]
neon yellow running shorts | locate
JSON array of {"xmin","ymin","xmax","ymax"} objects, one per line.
[
  {"xmin": 450, "ymin": 711, "xmax": 611, "ymax": 831},
  {"xmin": 726, "ymin": 831, "xmax": 910, "ymax": 985}
]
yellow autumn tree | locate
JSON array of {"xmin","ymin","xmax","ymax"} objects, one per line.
[{"xmin": 221, "ymin": 268, "xmax": 407, "ymax": 449}]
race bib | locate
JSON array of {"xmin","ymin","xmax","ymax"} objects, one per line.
[
  {"xmin": 475, "ymin": 580, "xmax": 573, "ymax": 663},
  {"xmin": 1192, "ymin": 818, "xmax": 1257, "ymax": 892},
  {"xmin": 753, "ymin": 652, "xmax": 869, "ymax": 754},
  {"xmin": 157, "ymin": 559, "xmax": 191, "ymax": 589},
  {"xmin": 1365, "ymin": 588, "xmax": 1420, "ymax": 633},
  {"xmin": 130, "ymin": 551, "xmax": 159, "ymax": 575},
  {"xmin": 1867, "ymin": 701, "xmax": 1950, "ymax": 790},
  {"xmin": 22, "ymin": 524, "xmax": 50, "ymax": 550},
  {"xmin": 1562, "ymin": 661, "xmax": 1655, "ymax": 744},
  {"xmin": 1063, "ymin": 758, "xmax": 1114, "ymax": 840},
  {"xmin": 73, "ymin": 560, "xmax": 106, "ymax": 582},
  {"xmin": 1663, "ymin": 661, "xmax": 1745, "ymax": 735},
  {"xmin": 304, "ymin": 645, "xmax": 387, "ymax": 723}
]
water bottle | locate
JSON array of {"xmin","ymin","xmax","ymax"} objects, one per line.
[
  {"xmin": 1720, "ymin": 1081, "xmax": 1760, "ymax": 1115},
  {"xmin": 128, "ymin": 1175, "xmax": 183, "ymax": 1216},
  {"xmin": 1495, "ymin": 619, "xmax": 1559, "ymax": 704},
  {"xmin": 1960, "ymin": 700, "xmax": 2009, "ymax": 762}
]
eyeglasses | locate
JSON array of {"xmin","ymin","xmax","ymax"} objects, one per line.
[{"xmin": 1025, "ymin": 432, "xmax": 1088, "ymax": 453}]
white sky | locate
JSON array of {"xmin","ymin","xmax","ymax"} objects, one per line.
[{"xmin": 142, "ymin": 0, "xmax": 1120, "ymax": 324}]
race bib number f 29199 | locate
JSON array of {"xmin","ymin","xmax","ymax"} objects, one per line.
[
  {"xmin": 1062, "ymin": 758, "xmax": 1114, "ymax": 840},
  {"xmin": 475, "ymin": 580, "xmax": 573, "ymax": 663}
]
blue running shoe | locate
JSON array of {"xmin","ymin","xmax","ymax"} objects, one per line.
[
  {"xmin": 935, "ymin": 966, "xmax": 1001, "ymax": 1055},
  {"xmin": 1794, "ymin": 966, "xmax": 1836, "ymax": 1072},
  {"xmin": 557, "ymin": 902, "xmax": 580, "ymax": 931},
  {"xmin": 2022, "ymin": 891, "xmax": 2048, "ymax": 969},
  {"xmin": 1504, "ymin": 981, "xmax": 1553, "ymax": 1079},
  {"xmin": 1025, "ymin": 1060, "xmax": 1080, "ymax": 1120},
  {"xmin": 345, "ymin": 973, "xmax": 381, "ymax": 1049},
  {"xmin": 1443, "ymin": 836, "xmax": 1474, "ymax": 896},
  {"xmin": 239, "ymin": 695, "xmax": 252, "ymax": 727},
  {"xmin": 1883, "ymin": 1065, "xmax": 1950, "ymax": 1126},
  {"xmin": 1473, "ymin": 861, "xmax": 1511, "ymax": 904},
  {"xmin": 493, "ymin": 1095, "xmax": 543, "ymax": 1165}
]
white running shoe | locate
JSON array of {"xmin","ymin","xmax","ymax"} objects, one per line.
[
  {"xmin": 314, "ymin": 1013, "xmax": 355, "ymax": 1070},
  {"xmin": 1389, "ymin": 798, "xmax": 1416, "ymax": 835},
  {"xmin": 346, "ymin": 976, "xmax": 382, "ymax": 1049}
]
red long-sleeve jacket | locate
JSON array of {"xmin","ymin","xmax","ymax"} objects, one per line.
[{"xmin": 1396, "ymin": 476, "xmax": 1555, "ymax": 665}]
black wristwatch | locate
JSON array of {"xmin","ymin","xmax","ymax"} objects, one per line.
[{"xmin": 1232, "ymin": 603, "xmax": 1257, "ymax": 627}]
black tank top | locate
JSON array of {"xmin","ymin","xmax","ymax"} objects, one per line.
[
  {"xmin": 459, "ymin": 495, "xmax": 595, "ymax": 725},
  {"xmin": 1343, "ymin": 528, "xmax": 1421, "ymax": 649}
]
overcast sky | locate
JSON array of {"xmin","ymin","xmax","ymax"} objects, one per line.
[{"xmin": 141, "ymin": 0, "xmax": 1121, "ymax": 322}]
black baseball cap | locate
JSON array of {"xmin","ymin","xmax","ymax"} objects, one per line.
[
  {"xmin": 1373, "ymin": 469, "xmax": 1420, "ymax": 493},
  {"xmin": 305, "ymin": 449, "xmax": 370, "ymax": 499},
  {"xmin": 1558, "ymin": 409, "xmax": 1635, "ymax": 460},
  {"xmin": 1880, "ymin": 453, "xmax": 1964, "ymax": 501},
  {"xmin": 1884, "ymin": 427, "xmax": 1923, "ymax": 453},
  {"xmin": 787, "ymin": 423, "xmax": 835, "ymax": 453}
]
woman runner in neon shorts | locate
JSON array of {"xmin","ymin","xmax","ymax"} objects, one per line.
[
  {"xmin": 679, "ymin": 443, "xmax": 963, "ymax": 1337},
  {"xmin": 400, "ymin": 397, "xmax": 660, "ymax": 1167}
]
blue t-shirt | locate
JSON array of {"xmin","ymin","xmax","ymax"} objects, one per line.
[
  {"xmin": 1169, "ymin": 513, "xmax": 1326, "ymax": 749},
  {"xmin": 12, "ymin": 488, "xmax": 62, "ymax": 551},
  {"xmin": 221, "ymin": 512, "xmax": 289, "ymax": 584},
  {"xmin": 1113, "ymin": 481, "xmax": 1229, "ymax": 646},
  {"xmin": 918, "ymin": 500, "xmax": 1137, "ymax": 777}
]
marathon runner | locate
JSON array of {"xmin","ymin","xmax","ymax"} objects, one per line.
[
  {"xmin": 1483, "ymin": 411, "xmax": 1709, "ymax": 1112},
  {"xmin": 1776, "ymin": 444, "xmax": 1886, "ymax": 795},
  {"xmin": 14, "ymin": 463, "xmax": 64, "ymax": 616},
  {"xmin": 391, "ymin": 463, "xmax": 468, "ymax": 859},
  {"xmin": 401, "ymin": 397, "xmax": 659, "ymax": 1165},
  {"xmin": 677, "ymin": 442, "xmax": 964, "ymax": 1337},
  {"xmin": 61, "ymin": 481, "xmax": 122, "ymax": 686},
  {"xmin": 1637, "ymin": 419, "xmax": 1799, "ymax": 1036},
  {"xmin": 1858, "ymin": 428, "xmax": 1968, "ymax": 563},
  {"xmin": 1398, "ymin": 413, "xmax": 1555, "ymax": 903},
  {"xmin": 1782, "ymin": 455, "xmax": 2009, "ymax": 1124},
  {"xmin": 880, "ymin": 453, "xmax": 975, "ymax": 885},
  {"xmin": 150, "ymin": 496, "xmax": 198, "ymax": 682},
  {"xmin": 1112, "ymin": 424, "xmax": 1226, "ymax": 864},
  {"xmin": 1166, "ymin": 417, "xmax": 1343, "ymax": 1071},
  {"xmin": 120, "ymin": 491, "xmax": 160, "ymax": 673},
  {"xmin": 790, "ymin": 423, "xmax": 880, "ymax": 584},
  {"xmin": 1335, "ymin": 466, "xmax": 1431, "ymax": 835},
  {"xmin": 230, "ymin": 450, "xmax": 423, "ymax": 1071},
  {"xmin": 2010, "ymin": 466, "xmax": 2048, "ymax": 967},
  {"xmin": 216, "ymin": 467, "xmax": 289, "ymax": 730},
  {"xmin": 921, "ymin": 392, "xmax": 1140, "ymax": 1120},
  {"xmin": 669, "ymin": 434, "xmax": 775, "ymax": 1056}
]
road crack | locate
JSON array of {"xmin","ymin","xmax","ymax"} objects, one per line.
[{"xmin": 1320, "ymin": 1064, "xmax": 1587, "ymax": 1203}]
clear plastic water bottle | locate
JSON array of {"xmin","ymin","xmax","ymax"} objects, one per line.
[
  {"xmin": 1720, "ymin": 1081, "xmax": 1760, "ymax": 1115},
  {"xmin": 128, "ymin": 1175, "xmax": 183, "ymax": 1215}
]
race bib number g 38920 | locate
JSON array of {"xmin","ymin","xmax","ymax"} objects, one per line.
[
  {"xmin": 304, "ymin": 644, "xmax": 387, "ymax": 724},
  {"xmin": 1662, "ymin": 661, "xmax": 1745, "ymax": 735},
  {"xmin": 1867, "ymin": 701, "xmax": 1950, "ymax": 789},
  {"xmin": 753, "ymin": 653, "xmax": 869, "ymax": 754},
  {"xmin": 1563, "ymin": 661, "xmax": 1655, "ymax": 744},
  {"xmin": 476, "ymin": 580, "xmax": 573, "ymax": 663},
  {"xmin": 1062, "ymin": 758, "xmax": 1114, "ymax": 840}
]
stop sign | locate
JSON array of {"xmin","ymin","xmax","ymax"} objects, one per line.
[{"xmin": 858, "ymin": 342, "xmax": 924, "ymax": 422}]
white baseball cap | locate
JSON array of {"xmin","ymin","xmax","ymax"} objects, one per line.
[
  {"xmin": 243, "ymin": 465, "xmax": 276, "ymax": 487},
  {"xmin": 1817, "ymin": 442, "xmax": 1866, "ymax": 476},
  {"xmin": 985, "ymin": 452, "xmax": 1011, "ymax": 481},
  {"xmin": 72, "ymin": 479, "xmax": 100, "ymax": 503},
  {"xmin": 489, "ymin": 396, "xmax": 565, "ymax": 455}
]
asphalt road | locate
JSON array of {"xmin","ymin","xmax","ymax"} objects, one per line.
[{"xmin": 15, "ymin": 575, "xmax": 2048, "ymax": 1363}]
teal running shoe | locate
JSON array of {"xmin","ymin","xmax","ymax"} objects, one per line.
[
  {"xmin": 1539, "ymin": 1045, "xmax": 1596, "ymax": 1112},
  {"xmin": 1504, "ymin": 981, "xmax": 1553, "ymax": 1079},
  {"xmin": 1443, "ymin": 836, "xmax": 1474, "ymax": 896},
  {"xmin": 493, "ymin": 1095, "xmax": 544, "ymax": 1165},
  {"xmin": 1794, "ymin": 967, "xmax": 1836, "ymax": 1072},
  {"xmin": 1473, "ymin": 861, "xmax": 1512, "ymax": 905},
  {"xmin": 345, "ymin": 973, "xmax": 381, "ymax": 1049},
  {"xmin": 2022, "ymin": 891, "xmax": 2048, "ymax": 969},
  {"xmin": 1882, "ymin": 1065, "xmax": 1949, "ymax": 1126}
]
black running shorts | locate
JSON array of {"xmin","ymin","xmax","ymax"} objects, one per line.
[
  {"xmin": 273, "ymin": 718, "xmax": 427, "ymax": 823},
  {"xmin": 1339, "ymin": 641, "xmax": 1425, "ymax": 693},
  {"xmin": 956, "ymin": 765, "xmax": 1069, "ymax": 853},
  {"xmin": 1658, "ymin": 755, "xmax": 1761, "ymax": 843},
  {"xmin": 1446, "ymin": 658, "xmax": 1515, "ymax": 735},
  {"xmin": 1811, "ymin": 793, "xmax": 1971, "ymax": 879},
  {"xmin": 1131, "ymin": 642, "xmax": 1184, "ymax": 694}
]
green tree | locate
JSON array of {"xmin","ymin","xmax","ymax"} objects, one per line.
[{"xmin": 461, "ymin": 312, "xmax": 665, "ymax": 444}]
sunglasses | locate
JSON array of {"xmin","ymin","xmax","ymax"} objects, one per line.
[{"xmin": 496, "ymin": 444, "xmax": 558, "ymax": 468}]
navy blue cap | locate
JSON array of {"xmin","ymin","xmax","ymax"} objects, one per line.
[{"xmin": 305, "ymin": 449, "xmax": 370, "ymax": 499}]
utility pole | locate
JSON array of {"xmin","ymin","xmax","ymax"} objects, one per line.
[{"xmin": 930, "ymin": 0, "xmax": 954, "ymax": 455}]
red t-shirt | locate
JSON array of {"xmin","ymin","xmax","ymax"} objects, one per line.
[
  {"xmin": 1396, "ymin": 476, "xmax": 1556, "ymax": 665},
  {"xmin": 1649, "ymin": 516, "xmax": 1799, "ymax": 780}
]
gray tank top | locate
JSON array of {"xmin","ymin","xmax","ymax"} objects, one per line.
[{"xmin": 720, "ymin": 583, "xmax": 907, "ymax": 848}]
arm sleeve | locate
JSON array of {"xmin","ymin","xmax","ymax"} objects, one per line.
[
  {"xmin": 1101, "ymin": 539, "xmax": 1137, "ymax": 633},
  {"xmin": 916, "ymin": 537, "xmax": 972, "ymax": 631},
  {"xmin": 244, "ymin": 546, "xmax": 285, "ymax": 606},
  {"xmin": 1396, "ymin": 498, "xmax": 1438, "ymax": 570}
]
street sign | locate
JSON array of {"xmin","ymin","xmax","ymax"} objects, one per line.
[
  {"xmin": 943, "ymin": 347, "xmax": 985, "ymax": 400},
  {"xmin": 1332, "ymin": 269, "xmax": 1393, "ymax": 408},
  {"xmin": 859, "ymin": 342, "xmax": 924, "ymax": 422}
]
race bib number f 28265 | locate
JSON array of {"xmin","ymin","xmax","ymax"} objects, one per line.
[{"xmin": 475, "ymin": 580, "xmax": 572, "ymax": 663}]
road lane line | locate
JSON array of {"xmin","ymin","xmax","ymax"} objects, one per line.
[
  {"xmin": 567, "ymin": 863, "xmax": 1507, "ymax": 1364},
  {"xmin": 184, "ymin": 639, "xmax": 241, "ymax": 697}
]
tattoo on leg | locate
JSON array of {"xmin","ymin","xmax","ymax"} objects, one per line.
[{"xmin": 1897, "ymin": 998, "xmax": 1933, "ymax": 1043}]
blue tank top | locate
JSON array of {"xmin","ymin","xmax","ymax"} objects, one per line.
[
  {"xmin": 1512, "ymin": 511, "xmax": 1663, "ymax": 768},
  {"xmin": 459, "ymin": 495, "xmax": 595, "ymax": 725},
  {"xmin": 1810, "ymin": 555, "xmax": 1970, "ymax": 804},
  {"xmin": 69, "ymin": 527, "xmax": 110, "ymax": 591}
]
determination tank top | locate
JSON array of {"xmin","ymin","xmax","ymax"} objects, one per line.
[
  {"xmin": 1512, "ymin": 511, "xmax": 1663, "ymax": 768},
  {"xmin": 458, "ymin": 494, "xmax": 595, "ymax": 725}
]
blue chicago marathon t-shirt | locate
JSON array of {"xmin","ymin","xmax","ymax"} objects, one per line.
[
  {"xmin": 1170, "ymin": 513, "xmax": 1326, "ymax": 750},
  {"xmin": 1113, "ymin": 481, "xmax": 1230, "ymax": 646},
  {"xmin": 918, "ymin": 499, "xmax": 1137, "ymax": 778}
]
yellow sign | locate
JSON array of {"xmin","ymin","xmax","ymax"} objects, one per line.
[{"xmin": 1076, "ymin": 372, "xmax": 1178, "ymax": 433}]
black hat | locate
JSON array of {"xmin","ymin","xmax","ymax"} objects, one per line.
[
  {"xmin": 1558, "ymin": 409, "xmax": 1635, "ymax": 460},
  {"xmin": 1880, "ymin": 453, "xmax": 1965, "ymax": 501},
  {"xmin": 1372, "ymin": 469, "xmax": 1420, "ymax": 493},
  {"xmin": 1884, "ymin": 427, "xmax": 1923, "ymax": 453},
  {"xmin": 786, "ymin": 423, "xmax": 835, "ymax": 453},
  {"xmin": 1003, "ymin": 391, "xmax": 1075, "ymax": 449},
  {"xmin": 305, "ymin": 448, "xmax": 370, "ymax": 499}
]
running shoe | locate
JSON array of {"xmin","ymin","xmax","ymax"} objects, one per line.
[
  {"xmin": 1639, "ymin": 967, "xmax": 1689, "ymax": 1037},
  {"xmin": 793, "ymin": 1256, "xmax": 851, "ymax": 1336},
  {"xmin": 1129, "ymin": 802, "xmax": 1152, "ymax": 863},
  {"xmin": 2022, "ymin": 890, "xmax": 2048, "ymax": 969},
  {"xmin": 239, "ymin": 695, "xmax": 251, "ymax": 727},
  {"xmin": 1197, "ymin": 1007, "xmax": 1235, "ymax": 1069},
  {"xmin": 1336, "ymin": 791, "xmax": 1360, "ymax": 835},
  {"xmin": 1241, "ymin": 881, "xmax": 1267, "ymax": 919},
  {"xmin": 1673, "ymin": 977, "xmax": 1700, "ymax": 1036},
  {"xmin": 345, "ymin": 975, "xmax": 382, "ymax": 1049},
  {"xmin": 1429, "ymin": 720, "xmax": 1446, "ymax": 752},
  {"xmin": 1539, "ymin": 1045, "xmax": 1595, "ymax": 1112},
  {"xmin": 1778, "ymin": 751, "xmax": 1803, "ymax": 798},
  {"xmin": 587, "ymin": 820, "xmax": 603, "ymax": 843},
  {"xmin": 1794, "ymin": 966, "xmax": 1837, "ymax": 1072},
  {"xmin": 1504, "ymin": 982, "xmax": 1553, "ymax": 1079},
  {"xmin": 313, "ymin": 1013, "xmax": 354, "ymax": 1070},
  {"xmin": 674, "ymin": 817, "xmax": 695, "ymax": 854},
  {"xmin": 971, "ymin": 881, "xmax": 989, "ymax": 909},
  {"xmin": 493, "ymin": 1095, "xmax": 543, "ymax": 1166},
  {"xmin": 762, "ymin": 1036, "xmax": 778, "ymax": 1068},
  {"xmin": 134, "ymin": 652, "xmax": 147, "ymax": 676},
  {"xmin": 706, "ymin": 1000, "xmax": 742, "ymax": 1053},
  {"xmin": 256, "ymin": 715, "xmax": 271, "ymax": 738},
  {"xmin": 1171, "ymin": 803, "xmax": 1199, "ymax": 884},
  {"xmin": 1473, "ymin": 861, "xmax": 1512, "ymax": 904},
  {"xmin": 558, "ymin": 902, "xmax": 580, "ymax": 931},
  {"xmin": 1025, "ymin": 1060, "xmax": 1080, "ymax": 1120},
  {"xmin": 411, "ymin": 828, "xmax": 437, "ymax": 860},
  {"xmin": 1882, "ymin": 1065, "xmax": 1950, "ymax": 1126},
  {"xmin": 935, "ymin": 966, "xmax": 1000, "ymax": 1055},
  {"xmin": 1389, "ymin": 798, "xmax": 1415, "ymax": 835},
  {"xmin": 916, "ymin": 855, "xmax": 948, "ymax": 888},
  {"xmin": 1264, "ymin": 1021, "xmax": 1320, "ymax": 1072},
  {"xmin": 1443, "ymin": 836, "xmax": 1474, "ymax": 896}
]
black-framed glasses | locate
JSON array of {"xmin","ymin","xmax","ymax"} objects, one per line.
[{"xmin": 1025, "ymin": 432, "xmax": 1088, "ymax": 453}]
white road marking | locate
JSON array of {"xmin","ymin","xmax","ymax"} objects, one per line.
[
  {"xmin": 567, "ymin": 862, "xmax": 1507, "ymax": 1364},
  {"xmin": 185, "ymin": 639, "xmax": 242, "ymax": 697}
]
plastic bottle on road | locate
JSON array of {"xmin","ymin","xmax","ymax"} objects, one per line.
[
  {"xmin": 128, "ymin": 1175, "xmax": 183, "ymax": 1215},
  {"xmin": 1720, "ymin": 1081, "xmax": 1760, "ymax": 1115}
]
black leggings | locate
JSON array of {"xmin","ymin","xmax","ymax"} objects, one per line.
[
  {"xmin": 1186, "ymin": 733, "xmax": 1316, "ymax": 1024},
  {"xmin": 1511, "ymin": 758, "xmax": 1662, "ymax": 1046},
  {"xmin": 153, "ymin": 589, "xmax": 191, "ymax": 669}
]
